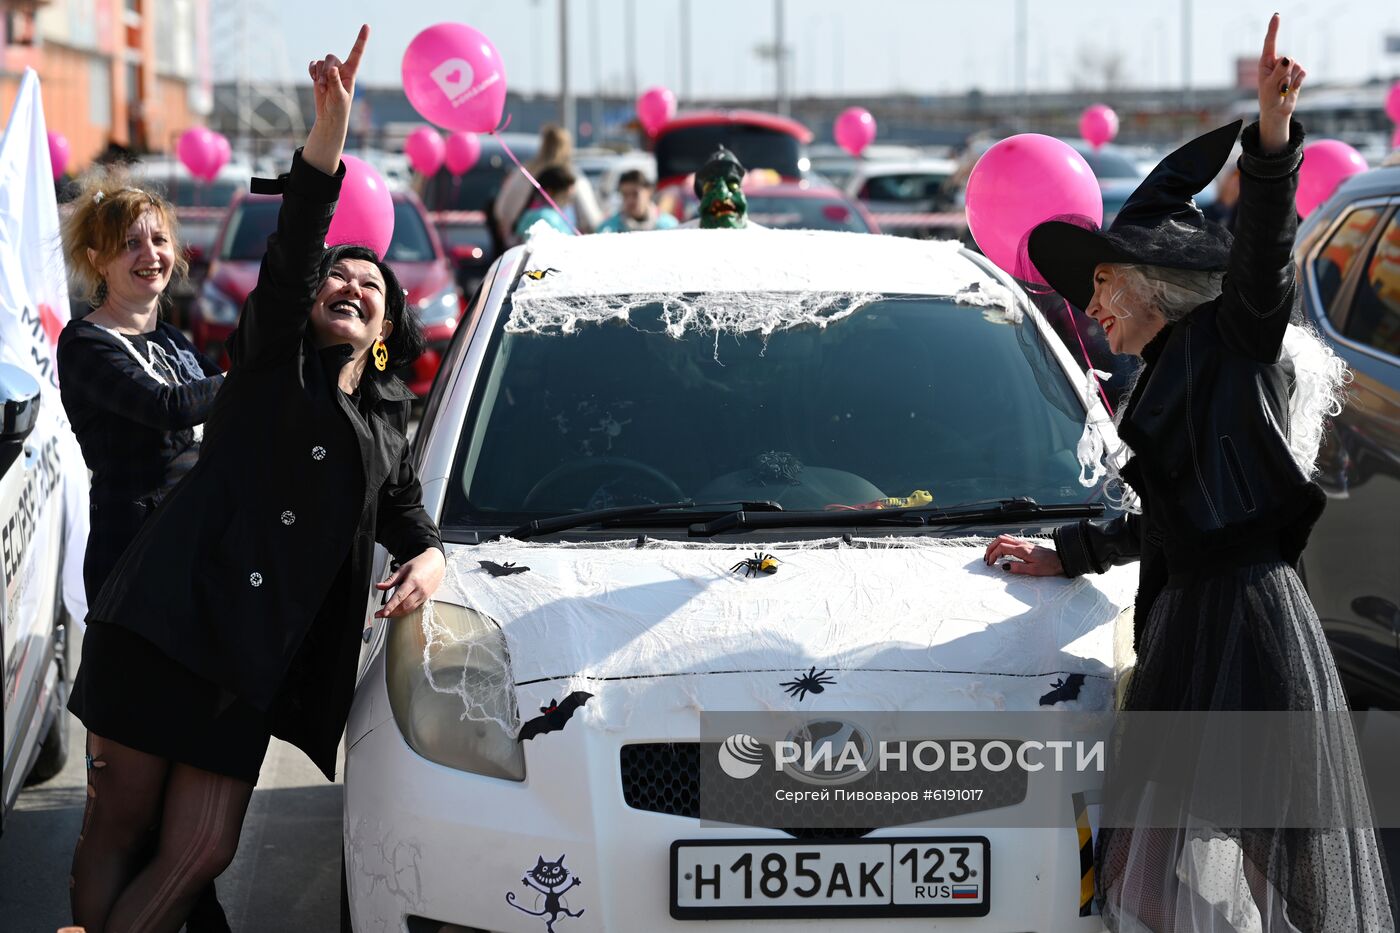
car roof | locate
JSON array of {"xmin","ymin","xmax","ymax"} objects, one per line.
[
  {"xmin": 512, "ymin": 228, "xmax": 1008, "ymax": 303},
  {"xmin": 745, "ymin": 182, "xmax": 850, "ymax": 199},
  {"xmin": 1329, "ymin": 164, "xmax": 1400, "ymax": 201},
  {"xmin": 849, "ymin": 158, "xmax": 959, "ymax": 177},
  {"xmin": 656, "ymin": 109, "xmax": 814, "ymax": 144}
]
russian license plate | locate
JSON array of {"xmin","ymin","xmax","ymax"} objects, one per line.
[{"xmin": 670, "ymin": 836, "xmax": 990, "ymax": 920}]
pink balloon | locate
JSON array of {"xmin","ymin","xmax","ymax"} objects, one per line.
[
  {"xmin": 444, "ymin": 131, "xmax": 481, "ymax": 176},
  {"xmin": 1078, "ymin": 104, "xmax": 1119, "ymax": 151},
  {"xmin": 833, "ymin": 107, "xmax": 877, "ymax": 157},
  {"xmin": 401, "ymin": 22, "xmax": 508, "ymax": 133},
  {"xmin": 965, "ymin": 134, "xmax": 1103, "ymax": 278},
  {"xmin": 1296, "ymin": 140, "xmax": 1368, "ymax": 218},
  {"xmin": 636, "ymin": 86, "xmax": 677, "ymax": 137},
  {"xmin": 404, "ymin": 127, "xmax": 446, "ymax": 176},
  {"xmin": 177, "ymin": 127, "xmax": 218, "ymax": 180},
  {"xmin": 206, "ymin": 133, "xmax": 231, "ymax": 180},
  {"xmin": 326, "ymin": 154, "xmax": 395, "ymax": 259},
  {"xmin": 1386, "ymin": 80, "xmax": 1400, "ymax": 124},
  {"xmin": 47, "ymin": 131, "xmax": 70, "ymax": 179}
]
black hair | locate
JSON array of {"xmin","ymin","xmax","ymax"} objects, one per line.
[
  {"xmin": 317, "ymin": 244, "xmax": 425, "ymax": 375},
  {"xmin": 534, "ymin": 165, "xmax": 577, "ymax": 196},
  {"xmin": 617, "ymin": 169, "xmax": 652, "ymax": 189}
]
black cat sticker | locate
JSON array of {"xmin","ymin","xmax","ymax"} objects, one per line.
[{"xmin": 506, "ymin": 854, "xmax": 585, "ymax": 931}]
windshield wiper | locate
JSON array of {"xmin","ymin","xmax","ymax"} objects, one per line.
[
  {"xmin": 687, "ymin": 496, "xmax": 1103, "ymax": 537},
  {"xmin": 501, "ymin": 500, "xmax": 784, "ymax": 540}
]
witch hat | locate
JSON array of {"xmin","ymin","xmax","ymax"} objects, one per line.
[
  {"xmin": 693, "ymin": 145, "xmax": 747, "ymax": 198},
  {"xmin": 1028, "ymin": 120, "xmax": 1243, "ymax": 311}
]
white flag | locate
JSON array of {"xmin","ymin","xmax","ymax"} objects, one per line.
[{"xmin": 0, "ymin": 69, "xmax": 90, "ymax": 625}]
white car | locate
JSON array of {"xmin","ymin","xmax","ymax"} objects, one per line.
[
  {"xmin": 844, "ymin": 158, "xmax": 961, "ymax": 214},
  {"xmin": 0, "ymin": 364, "xmax": 70, "ymax": 834},
  {"xmin": 342, "ymin": 228, "xmax": 1137, "ymax": 931}
]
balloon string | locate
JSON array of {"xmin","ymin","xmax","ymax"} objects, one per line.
[
  {"xmin": 1064, "ymin": 296, "xmax": 1114, "ymax": 417},
  {"xmin": 491, "ymin": 112, "xmax": 581, "ymax": 237}
]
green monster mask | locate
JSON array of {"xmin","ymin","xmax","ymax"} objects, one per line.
[{"xmin": 694, "ymin": 146, "xmax": 749, "ymax": 229}]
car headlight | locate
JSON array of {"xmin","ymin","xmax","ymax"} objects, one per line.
[
  {"xmin": 385, "ymin": 601, "xmax": 525, "ymax": 780},
  {"xmin": 198, "ymin": 281, "xmax": 241, "ymax": 325},
  {"xmin": 415, "ymin": 285, "xmax": 460, "ymax": 325}
]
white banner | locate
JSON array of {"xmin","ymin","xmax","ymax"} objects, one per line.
[{"xmin": 0, "ymin": 68, "xmax": 90, "ymax": 625}]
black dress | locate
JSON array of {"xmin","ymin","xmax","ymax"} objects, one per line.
[{"xmin": 1090, "ymin": 331, "xmax": 1394, "ymax": 932}]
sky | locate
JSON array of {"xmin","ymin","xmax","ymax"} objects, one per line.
[{"xmin": 221, "ymin": 0, "xmax": 1400, "ymax": 100}]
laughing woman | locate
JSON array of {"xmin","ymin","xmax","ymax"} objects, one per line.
[
  {"xmin": 66, "ymin": 25, "xmax": 445, "ymax": 933},
  {"xmin": 985, "ymin": 15, "xmax": 1393, "ymax": 932}
]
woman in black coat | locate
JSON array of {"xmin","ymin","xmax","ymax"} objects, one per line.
[
  {"xmin": 67, "ymin": 26, "xmax": 445, "ymax": 933},
  {"xmin": 57, "ymin": 163, "xmax": 234, "ymax": 933},
  {"xmin": 986, "ymin": 16, "xmax": 1392, "ymax": 931}
]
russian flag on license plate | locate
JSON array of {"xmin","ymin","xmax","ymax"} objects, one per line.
[{"xmin": 952, "ymin": 885, "xmax": 979, "ymax": 899}]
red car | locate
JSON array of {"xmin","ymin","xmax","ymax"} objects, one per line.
[{"xmin": 193, "ymin": 189, "xmax": 461, "ymax": 397}]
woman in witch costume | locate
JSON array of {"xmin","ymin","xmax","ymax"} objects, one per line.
[{"xmin": 985, "ymin": 15, "xmax": 1393, "ymax": 931}]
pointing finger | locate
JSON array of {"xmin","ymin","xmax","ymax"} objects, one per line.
[
  {"xmin": 1262, "ymin": 13, "xmax": 1279, "ymax": 64},
  {"xmin": 345, "ymin": 24, "xmax": 369, "ymax": 75}
]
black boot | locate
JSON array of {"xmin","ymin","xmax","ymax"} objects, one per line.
[{"xmin": 183, "ymin": 879, "xmax": 231, "ymax": 933}]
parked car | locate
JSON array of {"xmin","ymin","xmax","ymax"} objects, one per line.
[
  {"xmin": 668, "ymin": 176, "xmax": 880, "ymax": 233},
  {"xmin": 653, "ymin": 110, "xmax": 814, "ymax": 212},
  {"xmin": 845, "ymin": 157, "xmax": 964, "ymax": 240},
  {"xmin": 342, "ymin": 228, "xmax": 1138, "ymax": 930},
  {"xmin": 193, "ymin": 189, "xmax": 461, "ymax": 397},
  {"xmin": 1293, "ymin": 162, "xmax": 1400, "ymax": 709},
  {"xmin": 0, "ymin": 365, "xmax": 70, "ymax": 835},
  {"xmin": 807, "ymin": 143, "xmax": 924, "ymax": 190}
]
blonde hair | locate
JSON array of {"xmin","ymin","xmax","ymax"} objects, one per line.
[
  {"xmin": 60, "ymin": 166, "xmax": 187, "ymax": 306},
  {"xmin": 528, "ymin": 124, "xmax": 574, "ymax": 174}
]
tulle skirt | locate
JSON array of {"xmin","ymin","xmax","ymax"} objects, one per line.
[{"xmin": 1097, "ymin": 559, "xmax": 1395, "ymax": 932}]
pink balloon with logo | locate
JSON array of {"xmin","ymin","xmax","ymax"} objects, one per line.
[
  {"xmin": 965, "ymin": 134, "xmax": 1102, "ymax": 279},
  {"xmin": 207, "ymin": 133, "xmax": 232, "ymax": 180},
  {"xmin": 326, "ymin": 154, "xmax": 395, "ymax": 259},
  {"xmin": 177, "ymin": 127, "xmax": 218, "ymax": 180},
  {"xmin": 47, "ymin": 131, "xmax": 70, "ymax": 179},
  {"xmin": 1296, "ymin": 140, "xmax": 1368, "ymax": 218},
  {"xmin": 1079, "ymin": 104, "xmax": 1119, "ymax": 151},
  {"xmin": 636, "ymin": 86, "xmax": 677, "ymax": 137},
  {"xmin": 1387, "ymin": 80, "xmax": 1400, "ymax": 124},
  {"xmin": 444, "ymin": 131, "xmax": 481, "ymax": 176},
  {"xmin": 404, "ymin": 127, "xmax": 446, "ymax": 176},
  {"xmin": 834, "ymin": 107, "xmax": 876, "ymax": 157},
  {"xmin": 401, "ymin": 22, "xmax": 508, "ymax": 133}
]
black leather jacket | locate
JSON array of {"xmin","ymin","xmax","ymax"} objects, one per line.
[{"xmin": 1053, "ymin": 121, "xmax": 1322, "ymax": 624}]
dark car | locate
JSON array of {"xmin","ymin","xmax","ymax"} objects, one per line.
[
  {"xmin": 1293, "ymin": 163, "xmax": 1400, "ymax": 709},
  {"xmin": 193, "ymin": 189, "xmax": 461, "ymax": 397}
]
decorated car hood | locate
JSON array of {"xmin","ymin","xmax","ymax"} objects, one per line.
[{"xmin": 435, "ymin": 537, "xmax": 1136, "ymax": 697}]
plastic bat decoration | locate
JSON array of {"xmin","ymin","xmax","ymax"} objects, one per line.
[
  {"xmin": 518, "ymin": 692, "xmax": 595, "ymax": 741},
  {"xmin": 1038, "ymin": 673, "xmax": 1086, "ymax": 706},
  {"xmin": 480, "ymin": 560, "xmax": 530, "ymax": 577}
]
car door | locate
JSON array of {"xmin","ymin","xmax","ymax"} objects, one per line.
[{"xmin": 1301, "ymin": 197, "xmax": 1400, "ymax": 707}]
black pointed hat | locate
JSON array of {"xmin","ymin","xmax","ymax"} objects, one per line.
[
  {"xmin": 693, "ymin": 145, "xmax": 747, "ymax": 198},
  {"xmin": 1027, "ymin": 119, "xmax": 1243, "ymax": 311}
]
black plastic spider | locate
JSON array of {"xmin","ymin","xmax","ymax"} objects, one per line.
[
  {"xmin": 729, "ymin": 552, "xmax": 780, "ymax": 577},
  {"xmin": 780, "ymin": 667, "xmax": 836, "ymax": 701}
]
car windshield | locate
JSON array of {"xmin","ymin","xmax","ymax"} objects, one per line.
[
  {"xmin": 744, "ymin": 195, "xmax": 871, "ymax": 232},
  {"xmin": 144, "ymin": 177, "xmax": 243, "ymax": 208},
  {"xmin": 655, "ymin": 125, "xmax": 803, "ymax": 180},
  {"xmin": 219, "ymin": 198, "xmax": 435, "ymax": 262},
  {"xmin": 1078, "ymin": 149, "xmax": 1142, "ymax": 180},
  {"xmin": 860, "ymin": 172, "xmax": 951, "ymax": 204},
  {"xmin": 442, "ymin": 294, "xmax": 1098, "ymax": 527}
]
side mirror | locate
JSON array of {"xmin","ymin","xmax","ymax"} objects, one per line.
[{"xmin": 0, "ymin": 363, "xmax": 41, "ymax": 443}]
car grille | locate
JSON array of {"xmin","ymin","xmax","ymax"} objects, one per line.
[{"xmin": 621, "ymin": 742, "xmax": 1027, "ymax": 840}]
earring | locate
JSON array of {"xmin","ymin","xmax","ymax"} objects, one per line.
[
  {"xmin": 372, "ymin": 339, "xmax": 388, "ymax": 372},
  {"xmin": 92, "ymin": 279, "xmax": 108, "ymax": 309}
]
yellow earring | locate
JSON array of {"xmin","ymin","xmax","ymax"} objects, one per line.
[{"xmin": 372, "ymin": 339, "xmax": 388, "ymax": 372}]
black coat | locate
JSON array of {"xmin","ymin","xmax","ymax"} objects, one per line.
[
  {"xmin": 91, "ymin": 150, "xmax": 442, "ymax": 777},
  {"xmin": 1053, "ymin": 121, "xmax": 1323, "ymax": 641}
]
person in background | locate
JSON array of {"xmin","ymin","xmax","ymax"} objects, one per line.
[
  {"xmin": 492, "ymin": 124, "xmax": 601, "ymax": 247},
  {"xmin": 598, "ymin": 169, "xmax": 679, "ymax": 233},
  {"xmin": 1204, "ymin": 164, "xmax": 1241, "ymax": 234},
  {"xmin": 514, "ymin": 166, "xmax": 579, "ymax": 239}
]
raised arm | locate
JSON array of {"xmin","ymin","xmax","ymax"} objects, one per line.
[
  {"xmin": 229, "ymin": 26, "xmax": 369, "ymax": 369},
  {"xmin": 1218, "ymin": 13, "xmax": 1308, "ymax": 363}
]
